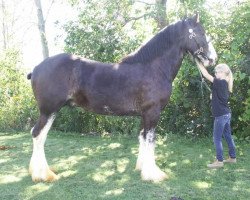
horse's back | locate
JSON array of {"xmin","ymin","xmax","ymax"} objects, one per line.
[{"xmin": 32, "ymin": 53, "xmax": 74, "ymax": 77}]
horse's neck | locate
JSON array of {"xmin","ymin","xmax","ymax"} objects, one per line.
[
  {"xmin": 155, "ymin": 46, "xmax": 185, "ymax": 82},
  {"xmin": 170, "ymin": 51, "xmax": 184, "ymax": 81}
]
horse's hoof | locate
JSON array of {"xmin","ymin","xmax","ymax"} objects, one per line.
[
  {"xmin": 32, "ymin": 176, "xmax": 42, "ymax": 183},
  {"xmin": 141, "ymin": 165, "xmax": 168, "ymax": 182},
  {"xmin": 31, "ymin": 169, "xmax": 59, "ymax": 183},
  {"xmin": 141, "ymin": 171, "xmax": 168, "ymax": 182},
  {"xmin": 45, "ymin": 169, "xmax": 59, "ymax": 182}
]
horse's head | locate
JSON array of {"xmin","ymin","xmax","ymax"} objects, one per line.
[{"xmin": 184, "ymin": 13, "xmax": 217, "ymax": 67}]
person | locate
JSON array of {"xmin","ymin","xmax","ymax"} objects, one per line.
[{"xmin": 196, "ymin": 61, "xmax": 236, "ymax": 168}]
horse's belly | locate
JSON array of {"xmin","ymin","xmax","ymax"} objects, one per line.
[
  {"xmin": 87, "ymin": 102, "xmax": 140, "ymax": 116},
  {"xmin": 72, "ymin": 88, "xmax": 141, "ymax": 116}
]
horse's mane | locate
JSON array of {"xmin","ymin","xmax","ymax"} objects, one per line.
[{"xmin": 121, "ymin": 20, "xmax": 184, "ymax": 64}]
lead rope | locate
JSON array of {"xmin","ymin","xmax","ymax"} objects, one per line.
[
  {"xmin": 196, "ymin": 63, "xmax": 211, "ymax": 93},
  {"xmin": 196, "ymin": 63, "xmax": 212, "ymax": 131}
]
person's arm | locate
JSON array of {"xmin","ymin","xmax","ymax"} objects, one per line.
[{"xmin": 195, "ymin": 60, "xmax": 214, "ymax": 82}]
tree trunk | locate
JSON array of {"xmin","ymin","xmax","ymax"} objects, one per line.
[
  {"xmin": 1, "ymin": 0, "xmax": 7, "ymax": 50},
  {"xmin": 34, "ymin": 0, "xmax": 49, "ymax": 58},
  {"xmin": 155, "ymin": 0, "xmax": 168, "ymax": 30}
]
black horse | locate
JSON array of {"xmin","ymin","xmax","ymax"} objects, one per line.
[{"xmin": 28, "ymin": 14, "xmax": 217, "ymax": 182}]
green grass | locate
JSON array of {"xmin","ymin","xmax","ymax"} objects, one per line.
[{"xmin": 0, "ymin": 131, "xmax": 249, "ymax": 200}]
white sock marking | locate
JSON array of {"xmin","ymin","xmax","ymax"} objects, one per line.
[{"xmin": 30, "ymin": 115, "xmax": 55, "ymax": 180}]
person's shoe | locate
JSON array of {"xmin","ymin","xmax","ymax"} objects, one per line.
[
  {"xmin": 224, "ymin": 157, "xmax": 236, "ymax": 163},
  {"xmin": 207, "ymin": 160, "xmax": 224, "ymax": 169}
]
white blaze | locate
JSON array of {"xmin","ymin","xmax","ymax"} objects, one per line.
[{"xmin": 206, "ymin": 35, "xmax": 217, "ymax": 63}]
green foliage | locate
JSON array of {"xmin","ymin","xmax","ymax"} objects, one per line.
[
  {"xmin": 224, "ymin": 1, "xmax": 250, "ymax": 139},
  {"xmin": 239, "ymin": 87, "xmax": 250, "ymax": 139},
  {"xmin": 64, "ymin": 0, "xmax": 148, "ymax": 62},
  {"xmin": 54, "ymin": 106, "xmax": 141, "ymax": 135},
  {"xmin": 0, "ymin": 49, "xmax": 38, "ymax": 131}
]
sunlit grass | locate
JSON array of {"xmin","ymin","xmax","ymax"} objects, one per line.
[
  {"xmin": 0, "ymin": 131, "xmax": 249, "ymax": 200},
  {"xmin": 105, "ymin": 188, "xmax": 125, "ymax": 196},
  {"xmin": 193, "ymin": 181, "xmax": 211, "ymax": 189}
]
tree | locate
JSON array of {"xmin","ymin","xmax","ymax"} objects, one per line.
[
  {"xmin": 64, "ymin": 0, "xmax": 150, "ymax": 62},
  {"xmin": 0, "ymin": 0, "xmax": 20, "ymax": 51},
  {"xmin": 155, "ymin": 0, "xmax": 168, "ymax": 29},
  {"xmin": 1, "ymin": 0, "xmax": 7, "ymax": 50},
  {"xmin": 34, "ymin": 0, "xmax": 50, "ymax": 58}
]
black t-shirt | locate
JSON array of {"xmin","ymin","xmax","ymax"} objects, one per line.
[{"xmin": 211, "ymin": 78, "xmax": 231, "ymax": 117}]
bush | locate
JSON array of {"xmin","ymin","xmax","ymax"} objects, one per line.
[
  {"xmin": 53, "ymin": 106, "xmax": 141, "ymax": 135},
  {"xmin": 0, "ymin": 49, "xmax": 38, "ymax": 131}
]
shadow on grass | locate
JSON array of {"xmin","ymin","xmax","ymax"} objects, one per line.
[{"xmin": 0, "ymin": 132, "xmax": 249, "ymax": 200}]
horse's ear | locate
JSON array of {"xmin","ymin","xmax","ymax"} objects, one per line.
[{"xmin": 194, "ymin": 12, "xmax": 200, "ymax": 23}]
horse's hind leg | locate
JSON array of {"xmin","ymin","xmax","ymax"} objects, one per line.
[{"xmin": 29, "ymin": 113, "xmax": 58, "ymax": 182}]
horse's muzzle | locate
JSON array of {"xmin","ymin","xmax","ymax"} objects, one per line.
[{"xmin": 209, "ymin": 58, "xmax": 216, "ymax": 66}]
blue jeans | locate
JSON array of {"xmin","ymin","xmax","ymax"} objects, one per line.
[{"xmin": 213, "ymin": 113, "xmax": 236, "ymax": 161}]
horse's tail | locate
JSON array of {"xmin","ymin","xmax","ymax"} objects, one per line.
[{"xmin": 27, "ymin": 73, "xmax": 32, "ymax": 80}]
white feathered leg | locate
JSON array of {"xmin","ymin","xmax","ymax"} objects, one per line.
[
  {"xmin": 135, "ymin": 133, "xmax": 146, "ymax": 171},
  {"xmin": 29, "ymin": 115, "xmax": 58, "ymax": 182},
  {"xmin": 140, "ymin": 129, "xmax": 167, "ymax": 182}
]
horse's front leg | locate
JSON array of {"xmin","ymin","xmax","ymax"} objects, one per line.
[{"xmin": 136, "ymin": 107, "xmax": 167, "ymax": 182}]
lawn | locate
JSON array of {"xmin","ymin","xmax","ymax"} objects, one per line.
[{"xmin": 0, "ymin": 131, "xmax": 249, "ymax": 200}]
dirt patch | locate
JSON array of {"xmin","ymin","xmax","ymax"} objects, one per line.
[{"xmin": 0, "ymin": 145, "xmax": 16, "ymax": 150}]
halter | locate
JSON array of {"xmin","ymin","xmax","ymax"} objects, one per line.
[
  {"xmin": 189, "ymin": 29, "xmax": 211, "ymax": 92},
  {"xmin": 188, "ymin": 28, "xmax": 207, "ymax": 59}
]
